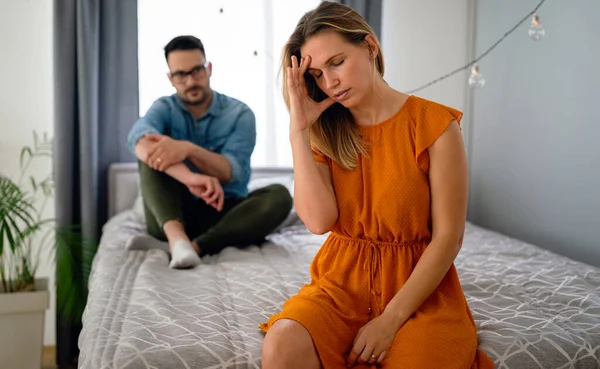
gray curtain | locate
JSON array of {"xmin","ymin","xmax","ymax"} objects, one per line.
[
  {"xmin": 337, "ymin": 0, "xmax": 383, "ymax": 39},
  {"xmin": 53, "ymin": 0, "xmax": 138, "ymax": 366}
]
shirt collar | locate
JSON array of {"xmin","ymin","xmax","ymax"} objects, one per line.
[{"xmin": 205, "ymin": 90, "xmax": 220, "ymax": 117}]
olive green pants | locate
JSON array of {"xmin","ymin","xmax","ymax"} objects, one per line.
[{"xmin": 138, "ymin": 161, "xmax": 293, "ymax": 256}]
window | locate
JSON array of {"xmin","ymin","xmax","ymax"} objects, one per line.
[{"xmin": 138, "ymin": 0, "xmax": 321, "ymax": 168}]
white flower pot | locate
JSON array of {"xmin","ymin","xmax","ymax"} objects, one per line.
[{"xmin": 0, "ymin": 278, "xmax": 49, "ymax": 369}]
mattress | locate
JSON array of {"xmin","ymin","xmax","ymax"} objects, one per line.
[{"xmin": 78, "ymin": 210, "xmax": 600, "ymax": 368}]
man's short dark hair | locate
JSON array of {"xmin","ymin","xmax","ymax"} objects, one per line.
[{"xmin": 164, "ymin": 35, "xmax": 206, "ymax": 61}]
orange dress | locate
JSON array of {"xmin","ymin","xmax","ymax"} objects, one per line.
[{"xmin": 260, "ymin": 96, "xmax": 494, "ymax": 369}]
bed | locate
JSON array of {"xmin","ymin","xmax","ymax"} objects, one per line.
[{"xmin": 77, "ymin": 162, "xmax": 600, "ymax": 369}]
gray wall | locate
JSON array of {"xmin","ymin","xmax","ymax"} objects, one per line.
[{"xmin": 467, "ymin": 0, "xmax": 600, "ymax": 267}]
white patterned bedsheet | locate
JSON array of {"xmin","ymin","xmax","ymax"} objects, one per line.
[{"xmin": 78, "ymin": 210, "xmax": 600, "ymax": 368}]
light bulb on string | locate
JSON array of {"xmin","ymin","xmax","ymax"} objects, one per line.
[
  {"xmin": 528, "ymin": 13, "xmax": 545, "ymax": 41},
  {"xmin": 468, "ymin": 63, "xmax": 485, "ymax": 89}
]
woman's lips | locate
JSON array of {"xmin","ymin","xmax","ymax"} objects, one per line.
[{"xmin": 334, "ymin": 88, "xmax": 350, "ymax": 100}]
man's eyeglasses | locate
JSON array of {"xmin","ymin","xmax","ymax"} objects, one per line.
[{"xmin": 170, "ymin": 61, "xmax": 210, "ymax": 84}]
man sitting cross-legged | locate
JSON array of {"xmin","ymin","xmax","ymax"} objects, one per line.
[{"xmin": 126, "ymin": 35, "xmax": 292, "ymax": 269}]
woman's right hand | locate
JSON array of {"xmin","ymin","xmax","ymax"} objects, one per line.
[{"xmin": 287, "ymin": 55, "xmax": 335, "ymax": 133}]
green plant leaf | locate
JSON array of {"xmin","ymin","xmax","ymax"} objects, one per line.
[
  {"xmin": 30, "ymin": 176, "xmax": 37, "ymax": 192},
  {"xmin": 5, "ymin": 200, "xmax": 36, "ymax": 229},
  {"xmin": 42, "ymin": 185, "xmax": 51, "ymax": 197},
  {"xmin": 0, "ymin": 221, "xmax": 7, "ymax": 256},
  {"xmin": 54, "ymin": 225, "xmax": 98, "ymax": 322},
  {"xmin": 0, "ymin": 177, "xmax": 38, "ymax": 256},
  {"xmin": 2, "ymin": 218, "xmax": 18, "ymax": 253},
  {"xmin": 0, "ymin": 262, "xmax": 7, "ymax": 293},
  {"xmin": 19, "ymin": 147, "xmax": 33, "ymax": 170},
  {"xmin": 6, "ymin": 133, "xmax": 100, "ymax": 324},
  {"xmin": 14, "ymin": 222, "xmax": 42, "ymax": 248}
]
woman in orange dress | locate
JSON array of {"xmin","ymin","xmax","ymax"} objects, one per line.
[{"xmin": 260, "ymin": 2, "xmax": 495, "ymax": 368}]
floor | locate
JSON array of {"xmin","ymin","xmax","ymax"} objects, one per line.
[
  {"xmin": 42, "ymin": 346, "xmax": 78, "ymax": 369},
  {"xmin": 43, "ymin": 346, "xmax": 57, "ymax": 369}
]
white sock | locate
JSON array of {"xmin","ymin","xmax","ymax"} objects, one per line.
[
  {"xmin": 169, "ymin": 239, "xmax": 201, "ymax": 269},
  {"xmin": 126, "ymin": 234, "xmax": 170, "ymax": 253}
]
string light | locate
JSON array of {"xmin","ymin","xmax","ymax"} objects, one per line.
[
  {"xmin": 528, "ymin": 13, "xmax": 546, "ymax": 41},
  {"xmin": 231, "ymin": 0, "xmax": 548, "ymax": 93},
  {"xmin": 468, "ymin": 64, "xmax": 485, "ymax": 89},
  {"xmin": 406, "ymin": 0, "xmax": 548, "ymax": 93}
]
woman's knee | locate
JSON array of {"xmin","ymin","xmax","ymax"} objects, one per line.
[{"xmin": 262, "ymin": 319, "xmax": 321, "ymax": 369}]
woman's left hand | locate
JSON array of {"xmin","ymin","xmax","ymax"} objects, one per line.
[{"xmin": 346, "ymin": 312, "xmax": 403, "ymax": 367}]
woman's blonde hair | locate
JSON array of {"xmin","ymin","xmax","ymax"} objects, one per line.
[{"xmin": 281, "ymin": 1, "xmax": 384, "ymax": 170}]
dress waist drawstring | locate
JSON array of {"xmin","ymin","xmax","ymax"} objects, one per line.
[
  {"xmin": 363, "ymin": 241, "xmax": 383, "ymax": 316},
  {"xmin": 327, "ymin": 232, "xmax": 429, "ymax": 316}
]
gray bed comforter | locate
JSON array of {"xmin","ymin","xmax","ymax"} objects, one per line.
[{"xmin": 78, "ymin": 210, "xmax": 600, "ymax": 368}]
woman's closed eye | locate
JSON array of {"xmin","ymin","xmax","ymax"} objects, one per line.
[
  {"xmin": 332, "ymin": 59, "xmax": 344, "ymax": 67},
  {"xmin": 312, "ymin": 59, "xmax": 345, "ymax": 79}
]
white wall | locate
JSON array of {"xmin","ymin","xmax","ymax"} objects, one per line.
[
  {"xmin": 381, "ymin": 0, "xmax": 472, "ymax": 123},
  {"xmin": 0, "ymin": 0, "xmax": 55, "ymax": 346},
  {"xmin": 467, "ymin": 0, "xmax": 600, "ymax": 266}
]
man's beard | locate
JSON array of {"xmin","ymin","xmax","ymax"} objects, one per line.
[{"xmin": 181, "ymin": 86, "xmax": 208, "ymax": 106}]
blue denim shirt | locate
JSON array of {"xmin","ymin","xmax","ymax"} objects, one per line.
[{"xmin": 127, "ymin": 91, "xmax": 256, "ymax": 198}]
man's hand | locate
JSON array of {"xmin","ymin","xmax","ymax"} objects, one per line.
[
  {"xmin": 145, "ymin": 133, "xmax": 190, "ymax": 171},
  {"xmin": 183, "ymin": 172, "xmax": 224, "ymax": 212}
]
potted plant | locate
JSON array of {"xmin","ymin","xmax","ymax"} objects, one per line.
[{"xmin": 0, "ymin": 132, "xmax": 95, "ymax": 369}]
